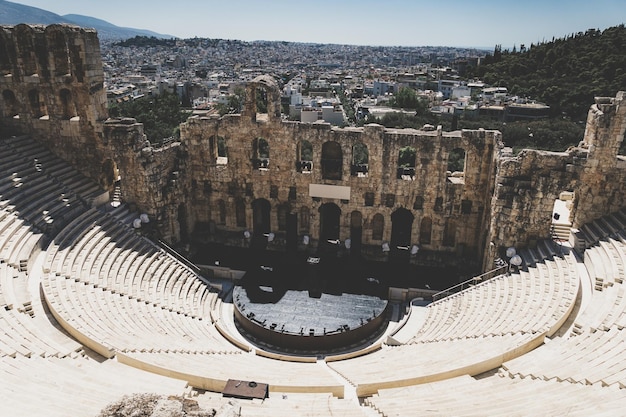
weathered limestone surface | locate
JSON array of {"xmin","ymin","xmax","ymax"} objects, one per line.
[{"xmin": 1, "ymin": 24, "xmax": 625, "ymax": 273}]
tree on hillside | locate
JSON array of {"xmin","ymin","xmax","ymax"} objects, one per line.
[
  {"xmin": 389, "ymin": 87, "xmax": 428, "ymax": 113},
  {"xmin": 468, "ymin": 25, "xmax": 626, "ymax": 121},
  {"xmin": 108, "ymin": 92, "xmax": 190, "ymax": 145}
]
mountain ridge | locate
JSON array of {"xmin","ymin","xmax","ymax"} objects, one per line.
[{"xmin": 0, "ymin": 0, "xmax": 173, "ymax": 39}]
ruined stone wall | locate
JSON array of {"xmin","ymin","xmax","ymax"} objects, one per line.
[
  {"xmin": 3, "ymin": 25, "xmax": 625, "ymax": 275},
  {"xmin": 574, "ymin": 93, "xmax": 626, "ymax": 227},
  {"xmin": 0, "ymin": 24, "xmax": 183, "ymax": 234},
  {"xmin": 0, "ymin": 24, "xmax": 108, "ymax": 182},
  {"xmin": 180, "ymin": 77, "xmax": 501, "ymax": 266},
  {"xmin": 485, "ymin": 92, "xmax": 626, "ymax": 269}
]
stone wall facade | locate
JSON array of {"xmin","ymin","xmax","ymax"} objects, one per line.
[
  {"xmin": 180, "ymin": 77, "xmax": 501, "ymax": 267},
  {"xmin": 1, "ymin": 25, "xmax": 625, "ymax": 275}
]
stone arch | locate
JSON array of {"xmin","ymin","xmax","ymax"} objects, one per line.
[
  {"xmin": 321, "ymin": 141, "xmax": 343, "ymax": 180},
  {"xmin": 372, "ymin": 213, "xmax": 384, "ymax": 241},
  {"xmin": 297, "ymin": 140, "xmax": 313, "ymax": 172},
  {"xmin": 397, "ymin": 145, "xmax": 416, "ymax": 180},
  {"xmin": 217, "ymin": 199, "xmax": 226, "ymax": 225},
  {"xmin": 443, "ymin": 218, "xmax": 457, "ymax": 247},
  {"xmin": 277, "ymin": 203, "xmax": 290, "ymax": 232},
  {"xmin": 413, "ymin": 195, "xmax": 424, "ymax": 210},
  {"xmin": 390, "ymin": 208, "xmax": 413, "ymax": 252},
  {"xmin": 252, "ymin": 137, "xmax": 269, "ymax": 170},
  {"xmin": 15, "ymin": 24, "xmax": 38, "ymax": 76},
  {"xmin": 59, "ymin": 88, "xmax": 77, "ymax": 119},
  {"xmin": 319, "ymin": 203, "xmax": 341, "ymax": 244},
  {"xmin": 243, "ymin": 75, "xmax": 281, "ymax": 122},
  {"xmin": 235, "ymin": 199, "xmax": 247, "ymax": 228},
  {"xmin": 299, "ymin": 206, "xmax": 310, "ymax": 233},
  {"xmin": 419, "ymin": 217, "xmax": 432, "ymax": 245},
  {"xmin": 28, "ymin": 88, "xmax": 47, "ymax": 118},
  {"xmin": 2, "ymin": 89, "xmax": 19, "ymax": 117},
  {"xmin": 48, "ymin": 26, "xmax": 70, "ymax": 76},
  {"xmin": 209, "ymin": 135, "xmax": 227, "ymax": 164},
  {"xmin": 252, "ymin": 198, "xmax": 271, "ymax": 235},
  {"xmin": 99, "ymin": 159, "xmax": 121, "ymax": 204},
  {"xmin": 351, "ymin": 142, "xmax": 369, "ymax": 177},
  {"xmin": 448, "ymin": 147, "xmax": 466, "ymax": 174},
  {"xmin": 350, "ymin": 210, "xmax": 363, "ymax": 255},
  {"xmin": 0, "ymin": 28, "xmax": 17, "ymax": 76}
]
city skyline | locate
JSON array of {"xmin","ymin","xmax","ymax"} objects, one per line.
[{"xmin": 8, "ymin": 0, "xmax": 626, "ymax": 48}]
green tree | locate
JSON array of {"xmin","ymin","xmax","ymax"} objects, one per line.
[
  {"xmin": 216, "ymin": 87, "xmax": 246, "ymax": 116},
  {"xmin": 109, "ymin": 92, "xmax": 190, "ymax": 145}
]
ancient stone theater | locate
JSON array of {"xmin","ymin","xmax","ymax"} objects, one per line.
[{"xmin": 1, "ymin": 24, "xmax": 626, "ymax": 416}]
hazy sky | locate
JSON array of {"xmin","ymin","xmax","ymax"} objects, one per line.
[{"xmin": 10, "ymin": 0, "xmax": 626, "ymax": 48}]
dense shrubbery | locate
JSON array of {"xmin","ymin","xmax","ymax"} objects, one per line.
[
  {"xmin": 114, "ymin": 36, "xmax": 177, "ymax": 47},
  {"xmin": 108, "ymin": 92, "xmax": 190, "ymax": 145},
  {"xmin": 372, "ymin": 113, "xmax": 585, "ymax": 153},
  {"xmin": 468, "ymin": 25, "xmax": 626, "ymax": 121}
]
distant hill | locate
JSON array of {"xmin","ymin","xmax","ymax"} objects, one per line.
[
  {"xmin": 62, "ymin": 14, "xmax": 173, "ymax": 40},
  {"xmin": 470, "ymin": 25, "xmax": 626, "ymax": 121},
  {"xmin": 0, "ymin": 0, "xmax": 173, "ymax": 40}
]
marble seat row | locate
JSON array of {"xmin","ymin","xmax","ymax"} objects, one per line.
[
  {"xmin": 0, "ymin": 355, "xmax": 189, "ymax": 417},
  {"xmin": 45, "ymin": 206, "xmax": 216, "ymax": 318},
  {"xmin": 329, "ymin": 331, "xmax": 544, "ymax": 396},
  {"xmin": 498, "ymin": 209, "xmax": 626, "ymax": 391},
  {"xmin": 407, "ymin": 239, "xmax": 577, "ymax": 343},
  {"xmin": 194, "ymin": 390, "xmax": 369, "ymax": 417},
  {"xmin": 41, "ymin": 271, "xmax": 237, "ymax": 357},
  {"xmin": 365, "ymin": 372, "xmax": 626, "ymax": 417},
  {"xmin": 0, "ymin": 262, "xmax": 82, "ymax": 359},
  {"xmin": 119, "ymin": 350, "xmax": 345, "ymax": 397},
  {"xmin": 502, "ymin": 325, "xmax": 626, "ymax": 387}
]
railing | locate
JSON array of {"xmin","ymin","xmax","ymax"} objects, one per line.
[
  {"xmin": 157, "ymin": 239, "xmax": 201, "ymax": 274},
  {"xmin": 432, "ymin": 265, "xmax": 508, "ymax": 302}
]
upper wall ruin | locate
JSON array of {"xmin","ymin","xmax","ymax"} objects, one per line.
[{"xmin": 1, "ymin": 24, "xmax": 625, "ymax": 274}]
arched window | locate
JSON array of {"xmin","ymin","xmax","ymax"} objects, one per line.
[
  {"xmin": 0, "ymin": 31, "xmax": 16, "ymax": 76},
  {"xmin": 256, "ymin": 86, "xmax": 268, "ymax": 115},
  {"xmin": 210, "ymin": 136, "xmax": 227, "ymax": 165},
  {"xmin": 15, "ymin": 25, "xmax": 37, "ymax": 76},
  {"xmin": 2, "ymin": 89, "xmax": 19, "ymax": 117},
  {"xmin": 372, "ymin": 213, "xmax": 384, "ymax": 241},
  {"xmin": 299, "ymin": 206, "xmax": 310, "ymax": 233},
  {"xmin": 59, "ymin": 88, "xmax": 76, "ymax": 119},
  {"xmin": 218, "ymin": 137, "xmax": 227, "ymax": 158},
  {"xmin": 217, "ymin": 199, "xmax": 226, "ymax": 224},
  {"xmin": 51, "ymin": 29, "xmax": 70, "ymax": 76},
  {"xmin": 297, "ymin": 140, "xmax": 313, "ymax": 173},
  {"xmin": 236, "ymin": 199, "xmax": 247, "ymax": 228},
  {"xmin": 443, "ymin": 218, "xmax": 457, "ymax": 247},
  {"xmin": 321, "ymin": 141, "xmax": 343, "ymax": 180},
  {"xmin": 448, "ymin": 147, "xmax": 466, "ymax": 178},
  {"xmin": 419, "ymin": 217, "xmax": 432, "ymax": 245},
  {"xmin": 28, "ymin": 88, "xmax": 46, "ymax": 118},
  {"xmin": 252, "ymin": 137, "xmax": 269, "ymax": 170},
  {"xmin": 351, "ymin": 142, "xmax": 369, "ymax": 177},
  {"xmin": 277, "ymin": 204, "xmax": 290, "ymax": 231},
  {"xmin": 397, "ymin": 146, "xmax": 416, "ymax": 180}
]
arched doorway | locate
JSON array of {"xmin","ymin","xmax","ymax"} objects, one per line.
[
  {"xmin": 321, "ymin": 141, "xmax": 343, "ymax": 180},
  {"xmin": 390, "ymin": 208, "xmax": 414, "ymax": 262},
  {"xmin": 252, "ymin": 198, "xmax": 271, "ymax": 235},
  {"xmin": 350, "ymin": 211, "xmax": 363, "ymax": 256},
  {"xmin": 100, "ymin": 159, "xmax": 121, "ymax": 205},
  {"xmin": 319, "ymin": 203, "xmax": 341, "ymax": 253}
]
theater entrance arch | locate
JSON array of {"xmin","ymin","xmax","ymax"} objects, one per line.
[
  {"xmin": 319, "ymin": 203, "xmax": 341, "ymax": 253},
  {"xmin": 350, "ymin": 210, "xmax": 363, "ymax": 257},
  {"xmin": 390, "ymin": 208, "xmax": 414, "ymax": 262},
  {"xmin": 251, "ymin": 198, "xmax": 271, "ymax": 250}
]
